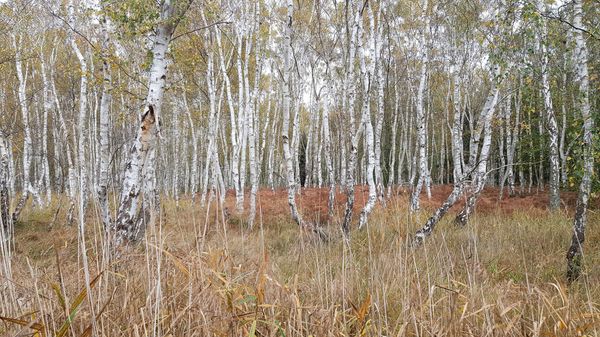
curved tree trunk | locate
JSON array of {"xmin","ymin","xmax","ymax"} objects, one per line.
[
  {"xmin": 454, "ymin": 72, "xmax": 500, "ymax": 227},
  {"xmin": 113, "ymin": 0, "xmax": 186, "ymax": 244}
]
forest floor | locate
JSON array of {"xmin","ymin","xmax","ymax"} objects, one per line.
[
  {"xmin": 224, "ymin": 184, "xmax": 598, "ymax": 225},
  {"xmin": 2, "ymin": 185, "xmax": 600, "ymax": 336}
]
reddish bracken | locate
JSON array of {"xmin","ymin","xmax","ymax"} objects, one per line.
[{"xmin": 221, "ymin": 185, "xmax": 597, "ymax": 225}]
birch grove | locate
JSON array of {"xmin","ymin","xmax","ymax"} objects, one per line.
[{"xmin": 0, "ymin": 0, "xmax": 597, "ymax": 283}]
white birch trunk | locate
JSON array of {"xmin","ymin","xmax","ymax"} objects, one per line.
[
  {"xmin": 567, "ymin": 0, "xmax": 594, "ymax": 282},
  {"xmin": 0, "ymin": 135, "xmax": 10, "ymax": 236},
  {"xmin": 387, "ymin": 75, "xmax": 399, "ymax": 197},
  {"xmin": 215, "ymin": 29, "xmax": 241, "ymax": 211},
  {"xmin": 182, "ymin": 89, "xmax": 198, "ymax": 200},
  {"xmin": 323, "ymin": 73, "xmax": 335, "ymax": 218},
  {"xmin": 248, "ymin": 11, "xmax": 262, "ymax": 227},
  {"xmin": 341, "ymin": 0, "xmax": 361, "ymax": 235},
  {"xmin": 68, "ymin": 1, "xmax": 89, "ymax": 223},
  {"xmin": 281, "ymin": 0, "xmax": 303, "ymax": 227},
  {"xmin": 97, "ymin": 12, "xmax": 112, "ymax": 229},
  {"xmin": 410, "ymin": 0, "xmax": 431, "ymax": 211},
  {"xmin": 114, "ymin": 0, "xmax": 180, "ymax": 244},
  {"xmin": 39, "ymin": 52, "xmax": 52, "ymax": 206},
  {"xmin": 538, "ymin": 6, "xmax": 560, "ymax": 210},
  {"xmin": 358, "ymin": 4, "xmax": 378, "ymax": 229},
  {"xmin": 413, "ymin": 62, "xmax": 465, "ymax": 245},
  {"xmin": 12, "ymin": 34, "xmax": 41, "ymax": 213},
  {"xmin": 373, "ymin": 6, "xmax": 386, "ymax": 205},
  {"xmin": 454, "ymin": 68, "xmax": 500, "ymax": 227}
]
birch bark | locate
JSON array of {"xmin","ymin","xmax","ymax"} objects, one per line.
[
  {"xmin": 410, "ymin": 0, "xmax": 432, "ymax": 211},
  {"xmin": 566, "ymin": 0, "xmax": 594, "ymax": 282},
  {"xmin": 538, "ymin": 6, "xmax": 560, "ymax": 210},
  {"xmin": 248, "ymin": 8, "xmax": 262, "ymax": 227},
  {"xmin": 97, "ymin": 12, "xmax": 111, "ymax": 229},
  {"xmin": 39, "ymin": 51, "xmax": 52, "ymax": 206},
  {"xmin": 454, "ymin": 68, "xmax": 500, "ymax": 227},
  {"xmin": 12, "ymin": 34, "xmax": 41, "ymax": 214},
  {"xmin": 358, "ymin": 4, "xmax": 378, "ymax": 229},
  {"xmin": 281, "ymin": 0, "xmax": 303, "ymax": 227},
  {"xmin": 0, "ymin": 135, "xmax": 10, "ymax": 235},
  {"xmin": 341, "ymin": 0, "xmax": 361, "ymax": 235},
  {"xmin": 413, "ymin": 61, "xmax": 465, "ymax": 244},
  {"xmin": 113, "ymin": 0, "xmax": 185, "ymax": 244}
]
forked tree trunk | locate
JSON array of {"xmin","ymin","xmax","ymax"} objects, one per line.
[
  {"xmin": 454, "ymin": 69, "xmax": 500, "ymax": 227},
  {"xmin": 413, "ymin": 64, "xmax": 465, "ymax": 245},
  {"xmin": 215, "ymin": 29, "xmax": 241, "ymax": 211}
]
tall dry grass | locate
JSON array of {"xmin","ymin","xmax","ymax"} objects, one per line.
[{"xmin": 1, "ymin": 191, "xmax": 598, "ymax": 336}]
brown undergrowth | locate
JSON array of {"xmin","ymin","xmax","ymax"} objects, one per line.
[{"xmin": 1, "ymin": 186, "xmax": 599, "ymax": 336}]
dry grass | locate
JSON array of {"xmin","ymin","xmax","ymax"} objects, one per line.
[{"xmin": 1, "ymin": 188, "xmax": 599, "ymax": 336}]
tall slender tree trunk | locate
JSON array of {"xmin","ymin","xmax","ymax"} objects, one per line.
[
  {"xmin": 97, "ymin": 12, "xmax": 112, "ymax": 230},
  {"xmin": 215, "ymin": 29, "xmax": 240, "ymax": 212},
  {"xmin": 69, "ymin": 1, "xmax": 90, "ymax": 223},
  {"xmin": 113, "ymin": 0, "xmax": 184, "ymax": 244},
  {"xmin": 358, "ymin": 23, "xmax": 375, "ymax": 229},
  {"xmin": 323, "ymin": 74, "xmax": 335, "ymax": 218},
  {"xmin": 182, "ymin": 89, "xmax": 198, "ymax": 200},
  {"xmin": 539, "ymin": 12, "xmax": 560, "ymax": 210},
  {"xmin": 0, "ymin": 135, "xmax": 10, "ymax": 235},
  {"xmin": 281, "ymin": 0, "xmax": 303, "ymax": 227},
  {"xmin": 410, "ymin": 0, "xmax": 431, "ymax": 211},
  {"xmin": 12, "ymin": 34, "xmax": 41, "ymax": 216},
  {"xmin": 39, "ymin": 51, "xmax": 52, "ymax": 206},
  {"xmin": 50, "ymin": 62, "xmax": 77, "ymax": 224},
  {"xmin": 248, "ymin": 10, "xmax": 262, "ymax": 227},
  {"xmin": 566, "ymin": 0, "xmax": 594, "ymax": 282},
  {"xmin": 387, "ymin": 65, "xmax": 400, "ymax": 197},
  {"xmin": 373, "ymin": 6, "xmax": 386, "ymax": 205},
  {"xmin": 341, "ymin": 0, "xmax": 361, "ymax": 236}
]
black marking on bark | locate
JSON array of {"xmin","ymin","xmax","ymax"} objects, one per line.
[{"xmin": 142, "ymin": 105, "xmax": 155, "ymax": 124}]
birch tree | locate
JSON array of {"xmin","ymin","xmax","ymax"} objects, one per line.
[
  {"xmin": 566, "ymin": 0, "xmax": 595, "ymax": 282},
  {"xmin": 410, "ymin": 0, "xmax": 432, "ymax": 211},
  {"xmin": 537, "ymin": 1, "xmax": 560, "ymax": 210},
  {"xmin": 113, "ymin": 0, "xmax": 191, "ymax": 244},
  {"xmin": 358, "ymin": 3, "xmax": 379, "ymax": 230},
  {"xmin": 0, "ymin": 134, "xmax": 10, "ymax": 235},
  {"xmin": 281, "ymin": 0, "xmax": 304, "ymax": 228},
  {"xmin": 12, "ymin": 34, "xmax": 42, "ymax": 216},
  {"xmin": 97, "ymin": 9, "xmax": 111, "ymax": 230},
  {"xmin": 341, "ymin": 0, "xmax": 361, "ymax": 236}
]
